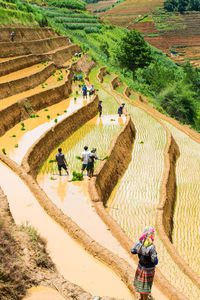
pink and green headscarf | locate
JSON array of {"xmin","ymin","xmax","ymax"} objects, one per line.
[{"xmin": 139, "ymin": 226, "xmax": 155, "ymax": 247}]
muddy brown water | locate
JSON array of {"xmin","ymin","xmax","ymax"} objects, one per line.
[
  {"xmin": 0, "ymin": 161, "xmax": 133, "ymax": 299},
  {"xmin": 0, "ymin": 63, "xmax": 45, "ymax": 83},
  {"xmin": 23, "ymin": 286, "xmax": 66, "ymax": 300},
  {"xmin": 103, "ymin": 84, "xmax": 200, "ymax": 299},
  {"xmin": 0, "ymin": 93, "xmax": 91, "ymax": 164},
  {"xmin": 0, "ymin": 74, "xmax": 133, "ymax": 298},
  {"xmin": 0, "ymin": 67, "xmax": 68, "ymax": 110}
]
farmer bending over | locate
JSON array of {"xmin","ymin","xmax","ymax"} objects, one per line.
[
  {"xmin": 86, "ymin": 148, "xmax": 101, "ymax": 178},
  {"xmin": 55, "ymin": 148, "xmax": 69, "ymax": 176}
]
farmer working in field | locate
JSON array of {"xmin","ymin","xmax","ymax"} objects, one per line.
[
  {"xmin": 11, "ymin": 31, "xmax": 15, "ymax": 42},
  {"xmin": 89, "ymin": 84, "xmax": 95, "ymax": 97},
  {"xmin": 98, "ymin": 100, "xmax": 103, "ymax": 117},
  {"xmin": 82, "ymin": 84, "xmax": 87, "ymax": 100},
  {"xmin": 55, "ymin": 148, "xmax": 69, "ymax": 176},
  {"xmin": 81, "ymin": 145, "xmax": 90, "ymax": 175},
  {"xmin": 118, "ymin": 103, "xmax": 125, "ymax": 117},
  {"xmin": 86, "ymin": 148, "xmax": 101, "ymax": 178}
]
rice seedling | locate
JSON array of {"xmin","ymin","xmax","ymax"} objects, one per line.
[
  {"xmin": 2, "ymin": 148, "xmax": 6, "ymax": 155},
  {"xmin": 36, "ymin": 115, "xmax": 39, "ymax": 118},
  {"xmin": 110, "ymin": 119, "xmax": 115, "ymax": 121},
  {"xmin": 11, "ymin": 134, "xmax": 16, "ymax": 138},
  {"xmin": 21, "ymin": 122, "xmax": 25, "ymax": 127},
  {"xmin": 49, "ymin": 159, "xmax": 56, "ymax": 163},
  {"xmin": 44, "ymin": 109, "xmax": 48, "ymax": 111},
  {"xmin": 54, "ymin": 118, "xmax": 58, "ymax": 123},
  {"xmin": 75, "ymin": 156, "xmax": 82, "ymax": 160},
  {"xmin": 30, "ymin": 114, "xmax": 36, "ymax": 118},
  {"xmin": 14, "ymin": 144, "xmax": 18, "ymax": 148},
  {"xmin": 64, "ymin": 110, "xmax": 67, "ymax": 113},
  {"xmin": 21, "ymin": 127, "xmax": 26, "ymax": 131},
  {"xmin": 50, "ymin": 176, "xmax": 56, "ymax": 180},
  {"xmin": 57, "ymin": 113, "xmax": 60, "ymax": 116},
  {"xmin": 46, "ymin": 115, "xmax": 51, "ymax": 119},
  {"xmin": 71, "ymin": 171, "xmax": 83, "ymax": 181},
  {"xmin": 103, "ymin": 155, "xmax": 109, "ymax": 160}
]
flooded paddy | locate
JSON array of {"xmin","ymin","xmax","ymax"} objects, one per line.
[
  {"xmin": 23, "ymin": 286, "xmax": 66, "ymax": 300},
  {"xmin": 103, "ymin": 80, "xmax": 200, "ymax": 299},
  {"xmin": 0, "ymin": 92, "xmax": 91, "ymax": 164},
  {"xmin": 164, "ymin": 122, "xmax": 200, "ymax": 276},
  {"xmin": 0, "ymin": 161, "xmax": 133, "ymax": 299},
  {"xmin": 0, "ymin": 63, "xmax": 46, "ymax": 83},
  {"xmin": 89, "ymin": 67, "xmax": 119, "ymax": 115},
  {"xmin": 39, "ymin": 116, "xmax": 123, "ymax": 175},
  {"xmin": 0, "ymin": 66, "xmax": 68, "ymax": 110}
]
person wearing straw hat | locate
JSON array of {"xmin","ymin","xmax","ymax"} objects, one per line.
[{"xmin": 131, "ymin": 226, "xmax": 158, "ymax": 300}]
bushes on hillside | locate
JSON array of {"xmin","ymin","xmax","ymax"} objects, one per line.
[
  {"xmin": 48, "ymin": 0, "xmax": 86, "ymax": 10},
  {"xmin": 156, "ymin": 82, "xmax": 197, "ymax": 125},
  {"xmin": 164, "ymin": 0, "xmax": 200, "ymax": 12}
]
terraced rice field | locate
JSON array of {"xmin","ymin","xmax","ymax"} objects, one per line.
[
  {"xmin": 0, "ymin": 89, "xmax": 88, "ymax": 164},
  {"xmin": 100, "ymin": 1, "xmax": 200, "ymax": 65},
  {"xmin": 0, "ymin": 66, "xmax": 68, "ymax": 110},
  {"xmin": 45, "ymin": 7, "xmax": 101, "ymax": 33},
  {"xmin": 165, "ymin": 122, "xmax": 200, "ymax": 276},
  {"xmin": 103, "ymin": 78, "xmax": 200, "ymax": 299},
  {"xmin": 39, "ymin": 117, "xmax": 123, "ymax": 176}
]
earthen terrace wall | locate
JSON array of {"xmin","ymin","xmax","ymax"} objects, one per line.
[
  {"xmin": 0, "ymin": 27, "xmax": 57, "ymax": 42},
  {"xmin": 0, "ymin": 36, "xmax": 69, "ymax": 57},
  {"xmin": 21, "ymin": 94, "xmax": 99, "ymax": 177},
  {"xmin": 0, "ymin": 62, "xmax": 56, "ymax": 100},
  {"xmin": 0, "ymin": 87, "xmax": 136, "ymax": 296},
  {"xmin": 122, "ymin": 82, "xmax": 200, "ymax": 290},
  {"xmin": 0, "ymin": 63, "xmax": 75, "ymax": 137},
  {"xmin": 0, "ymin": 44, "xmax": 80, "ymax": 76}
]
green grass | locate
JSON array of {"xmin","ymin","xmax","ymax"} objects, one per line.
[{"xmin": 0, "ymin": 7, "xmax": 37, "ymax": 25}]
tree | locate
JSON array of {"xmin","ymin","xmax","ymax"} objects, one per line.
[
  {"xmin": 113, "ymin": 30, "xmax": 152, "ymax": 81},
  {"xmin": 157, "ymin": 82, "xmax": 197, "ymax": 125},
  {"xmin": 164, "ymin": 0, "xmax": 200, "ymax": 12}
]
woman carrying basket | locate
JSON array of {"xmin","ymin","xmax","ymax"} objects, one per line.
[{"xmin": 131, "ymin": 226, "xmax": 158, "ymax": 300}]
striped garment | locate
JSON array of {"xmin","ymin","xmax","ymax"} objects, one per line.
[{"xmin": 134, "ymin": 263, "xmax": 155, "ymax": 294}]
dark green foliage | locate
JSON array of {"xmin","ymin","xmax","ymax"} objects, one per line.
[
  {"xmin": 156, "ymin": 82, "xmax": 197, "ymax": 125},
  {"xmin": 2, "ymin": 148, "xmax": 6, "ymax": 155},
  {"xmin": 71, "ymin": 171, "xmax": 83, "ymax": 181},
  {"xmin": 75, "ymin": 155, "xmax": 82, "ymax": 160},
  {"xmin": 164, "ymin": 0, "xmax": 200, "ymax": 12},
  {"xmin": 113, "ymin": 30, "xmax": 152, "ymax": 80},
  {"xmin": 48, "ymin": 0, "xmax": 86, "ymax": 10},
  {"xmin": 49, "ymin": 159, "xmax": 56, "ymax": 163}
]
